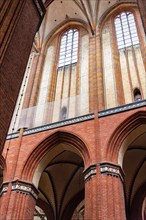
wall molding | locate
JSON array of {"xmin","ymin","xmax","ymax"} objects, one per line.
[
  {"xmin": 83, "ymin": 164, "xmax": 97, "ymax": 182},
  {"xmin": 7, "ymin": 113, "xmax": 95, "ymax": 140},
  {"xmin": 0, "ymin": 179, "xmax": 39, "ymax": 200},
  {"xmin": 6, "ymin": 100, "xmax": 145, "ymax": 140},
  {"xmin": 98, "ymin": 100, "xmax": 146, "ymax": 118},
  {"xmin": 100, "ymin": 162, "xmax": 125, "ymax": 182},
  {"xmin": 83, "ymin": 162, "xmax": 125, "ymax": 182}
]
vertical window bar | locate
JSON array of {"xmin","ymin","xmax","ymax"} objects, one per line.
[
  {"xmin": 115, "ymin": 12, "xmax": 139, "ymax": 50},
  {"xmin": 58, "ymin": 29, "xmax": 78, "ymax": 67}
]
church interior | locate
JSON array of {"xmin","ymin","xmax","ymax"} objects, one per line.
[{"xmin": 0, "ymin": 0, "xmax": 146, "ymax": 219}]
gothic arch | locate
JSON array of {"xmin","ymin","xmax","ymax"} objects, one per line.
[
  {"xmin": 43, "ymin": 19, "xmax": 89, "ymax": 51},
  {"xmin": 106, "ymin": 110, "xmax": 146, "ymax": 165},
  {"xmin": 22, "ymin": 130, "xmax": 90, "ymax": 184},
  {"xmin": 130, "ymin": 182, "xmax": 146, "ymax": 220},
  {"xmin": 98, "ymin": 2, "xmax": 137, "ymax": 31}
]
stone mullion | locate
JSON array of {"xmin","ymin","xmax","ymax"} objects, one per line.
[
  {"xmin": 109, "ymin": 19, "xmax": 125, "ymax": 106},
  {"xmin": 89, "ymin": 36, "xmax": 98, "ymax": 113},
  {"xmin": 96, "ymin": 29, "xmax": 104, "ymax": 111}
]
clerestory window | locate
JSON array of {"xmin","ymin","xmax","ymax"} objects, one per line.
[
  {"xmin": 114, "ymin": 12, "xmax": 139, "ymax": 50},
  {"xmin": 58, "ymin": 29, "xmax": 79, "ymax": 67}
]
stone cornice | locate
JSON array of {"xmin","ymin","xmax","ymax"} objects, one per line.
[
  {"xmin": 0, "ymin": 179, "xmax": 39, "ymax": 200},
  {"xmin": 7, "ymin": 113, "xmax": 95, "ymax": 140},
  {"xmin": 98, "ymin": 100, "xmax": 146, "ymax": 118},
  {"xmin": 6, "ymin": 100, "xmax": 145, "ymax": 140}
]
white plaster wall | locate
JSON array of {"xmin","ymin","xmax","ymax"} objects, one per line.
[
  {"xmin": 68, "ymin": 65, "xmax": 77, "ymax": 118},
  {"xmin": 62, "ymin": 67, "xmax": 70, "ymax": 99},
  {"xmin": 119, "ymin": 50, "xmax": 132, "ymax": 104},
  {"xmin": 34, "ymin": 46, "xmax": 54, "ymax": 126},
  {"xmin": 79, "ymin": 34, "xmax": 89, "ymax": 115},
  {"xmin": 102, "ymin": 29, "xmax": 117, "ymax": 109},
  {"xmin": 37, "ymin": 46, "xmax": 54, "ymax": 104},
  {"xmin": 127, "ymin": 49, "xmax": 139, "ymax": 89},
  {"xmin": 134, "ymin": 46, "xmax": 146, "ymax": 99}
]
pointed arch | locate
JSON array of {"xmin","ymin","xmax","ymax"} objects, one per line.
[
  {"xmin": 22, "ymin": 131, "xmax": 90, "ymax": 184},
  {"xmin": 43, "ymin": 19, "xmax": 89, "ymax": 51},
  {"xmin": 98, "ymin": 2, "xmax": 138, "ymax": 31},
  {"xmin": 106, "ymin": 110, "xmax": 146, "ymax": 165}
]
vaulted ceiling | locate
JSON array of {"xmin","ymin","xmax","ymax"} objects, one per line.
[
  {"xmin": 36, "ymin": 0, "xmax": 137, "ymax": 47},
  {"xmin": 37, "ymin": 145, "xmax": 84, "ymax": 219},
  {"xmin": 123, "ymin": 132, "xmax": 146, "ymax": 210}
]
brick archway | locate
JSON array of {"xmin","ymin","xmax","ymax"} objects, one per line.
[
  {"xmin": 106, "ymin": 110, "xmax": 146, "ymax": 164},
  {"xmin": 22, "ymin": 130, "xmax": 90, "ymax": 183},
  {"xmin": 130, "ymin": 182, "xmax": 146, "ymax": 220}
]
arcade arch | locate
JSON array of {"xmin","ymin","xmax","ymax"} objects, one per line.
[
  {"xmin": 118, "ymin": 116, "xmax": 146, "ymax": 220},
  {"xmin": 22, "ymin": 131, "xmax": 90, "ymax": 220}
]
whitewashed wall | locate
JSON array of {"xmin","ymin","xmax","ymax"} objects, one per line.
[
  {"xmin": 102, "ymin": 28, "xmax": 117, "ymax": 108},
  {"xmin": 79, "ymin": 34, "xmax": 89, "ymax": 114},
  {"xmin": 34, "ymin": 46, "xmax": 54, "ymax": 126}
]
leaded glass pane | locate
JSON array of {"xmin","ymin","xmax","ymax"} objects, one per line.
[{"xmin": 115, "ymin": 12, "xmax": 139, "ymax": 49}]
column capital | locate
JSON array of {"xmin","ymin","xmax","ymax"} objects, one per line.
[
  {"xmin": 83, "ymin": 162, "xmax": 125, "ymax": 183},
  {"xmin": 99, "ymin": 162, "xmax": 125, "ymax": 183},
  {"xmin": 83, "ymin": 164, "xmax": 97, "ymax": 182},
  {"xmin": 0, "ymin": 179, "xmax": 39, "ymax": 200}
]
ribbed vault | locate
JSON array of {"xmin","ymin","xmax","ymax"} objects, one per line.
[{"xmin": 36, "ymin": 144, "xmax": 84, "ymax": 219}]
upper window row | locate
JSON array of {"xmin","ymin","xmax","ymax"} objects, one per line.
[
  {"xmin": 115, "ymin": 12, "xmax": 139, "ymax": 49},
  {"xmin": 58, "ymin": 29, "xmax": 78, "ymax": 68},
  {"xmin": 58, "ymin": 12, "xmax": 139, "ymax": 67}
]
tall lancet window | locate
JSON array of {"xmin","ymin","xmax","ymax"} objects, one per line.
[
  {"xmin": 58, "ymin": 29, "xmax": 79, "ymax": 67},
  {"xmin": 114, "ymin": 12, "xmax": 139, "ymax": 49}
]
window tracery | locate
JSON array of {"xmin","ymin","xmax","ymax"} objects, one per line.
[
  {"xmin": 114, "ymin": 12, "xmax": 139, "ymax": 49},
  {"xmin": 58, "ymin": 29, "xmax": 79, "ymax": 67}
]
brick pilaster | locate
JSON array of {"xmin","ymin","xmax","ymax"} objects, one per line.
[
  {"xmin": 109, "ymin": 19, "xmax": 125, "ymax": 106},
  {"xmin": 89, "ymin": 36, "xmax": 98, "ymax": 113},
  {"xmin": 96, "ymin": 29, "xmax": 105, "ymax": 111}
]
